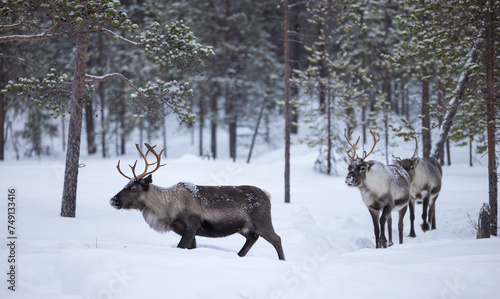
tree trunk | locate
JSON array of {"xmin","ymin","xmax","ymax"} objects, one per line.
[
  {"xmin": 61, "ymin": 115, "xmax": 66, "ymax": 152},
  {"xmin": 289, "ymin": 1, "xmax": 301, "ymax": 134},
  {"xmin": 469, "ymin": 135, "xmax": 473, "ymax": 167},
  {"xmin": 61, "ymin": 26, "xmax": 89, "ymax": 218},
  {"xmin": 446, "ymin": 139, "xmax": 451, "ymax": 166},
  {"xmin": 225, "ymin": 74, "xmax": 236, "ymax": 161},
  {"xmin": 228, "ymin": 119, "xmax": 236, "ymax": 161},
  {"xmin": 98, "ymin": 34, "xmax": 106, "ymax": 158},
  {"xmin": 199, "ymin": 96, "xmax": 205, "ymax": 156},
  {"xmin": 210, "ymin": 92, "xmax": 217, "ymax": 160},
  {"xmin": 32, "ymin": 110, "xmax": 42, "ymax": 157},
  {"xmin": 485, "ymin": 0, "xmax": 497, "ymax": 236},
  {"xmin": 421, "ymin": 71, "xmax": 431, "ymax": 158},
  {"xmin": 383, "ymin": 75, "xmax": 391, "ymax": 165},
  {"xmin": 326, "ymin": 84, "xmax": 332, "ymax": 174},
  {"xmin": 284, "ymin": 0, "xmax": 291, "ymax": 203},
  {"xmin": 85, "ymin": 97, "xmax": 97, "ymax": 155},
  {"xmin": 0, "ymin": 57, "xmax": 5, "ymax": 161},
  {"xmin": 119, "ymin": 79, "xmax": 126, "ymax": 155},
  {"xmin": 247, "ymin": 96, "xmax": 267, "ymax": 164},
  {"xmin": 477, "ymin": 203, "xmax": 491, "ymax": 239},
  {"xmin": 0, "ymin": 94, "xmax": 5, "ymax": 161},
  {"xmin": 99, "ymin": 82, "xmax": 106, "ymax": 158}
]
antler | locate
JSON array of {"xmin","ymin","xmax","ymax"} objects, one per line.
[
  {"xmin": 392, "ymin": 154, "xmax": 402, "ymax": 162},
  {"xmin": 362, "ymin": 130, "xmax": 380, "ymax": 160},
  {"xmin": 344, "ymin": 129, "xmax": 380, "ymax": 161},
  {"xmin": 116, "ymin": 143, "xmax": 166, "ymax": 180},
  {"xmin": 344, "ymin": 128, "xmax": 360, "ymax": 160},
  {"xmin": 411, "ymin": 137, "xmax": 418, "ymax": 159}
]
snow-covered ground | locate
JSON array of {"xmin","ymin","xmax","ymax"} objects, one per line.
[{"xmin": 1, "ymin": 138, "xmax": 499, "ymax": 299}]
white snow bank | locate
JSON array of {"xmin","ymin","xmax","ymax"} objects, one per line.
[{"xmin": 0, "ymin": 145, "xmax": 498, "ymax": 299}]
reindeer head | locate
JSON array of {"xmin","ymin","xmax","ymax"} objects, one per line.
[
  {"xmin": 110, "ymin": 143, "xmax": 165, "ymax": 210},
  {"xmin": 344, "ymin": 129, "xmax": 380, "ymax": 188},
  {"xmin": 393, "ymin": 138, "xmax": 419, "ymax": 182}
]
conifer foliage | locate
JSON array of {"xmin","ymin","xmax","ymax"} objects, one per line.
[{"xmin": 1, "ymin": 0, "xmax": 213, "ymax": 217}]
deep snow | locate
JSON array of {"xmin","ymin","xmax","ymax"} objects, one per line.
[{"xmin": 1, "ymin": 139, "xmax": 499, "ymax": 299}]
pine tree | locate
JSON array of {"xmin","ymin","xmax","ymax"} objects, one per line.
[
  {"xmin": 390, "ymin": 0, "xmax": 499, "ymax": 234},
  {"xmin": 389, "ymin": 0, "xmax": 485, "ymax": 157},
  {"xmin": 147, "ymin": 0, "xmax": 283, "ymax": 160},
  {"xmin": 1, "ymin": 0, "xmax": 213, "ymax": 217},
  {"xmin": 298, "ymin": 0, "xmax": 404, "ymax": 169}
]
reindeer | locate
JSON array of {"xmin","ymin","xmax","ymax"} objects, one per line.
[
  {"xmin": 110, "ymin": 143, "xmax": 285, "ymax": 260},
  {"xmin": 344, "ymin": 130, "xmax": 411, "ymax": 248},
  {"xmin": 394, "ymin": 139, "xmax": 443, "ymax": 237}
]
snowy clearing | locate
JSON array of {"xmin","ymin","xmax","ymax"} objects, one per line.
[{"xmin": 1, "ymin": 144, "xmax": 499, "ymax": 299}]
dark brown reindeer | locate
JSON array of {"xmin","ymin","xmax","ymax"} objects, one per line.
[
  {"xmin": 394, "ymin": 139, "xmax": 443, "ymax": 237},
  {"xmin": 110, "ymin": 143, "xmax": 285, "ymax": 260},
  {"xmin": 344, "ymin": 130, "xmax": 411, "ymax": 248}
]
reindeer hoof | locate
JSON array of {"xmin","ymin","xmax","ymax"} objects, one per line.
[
  {"xmin": 421, "ymin": 223, "xmax": 430, "ymax": 232},
  {"xmin": 408, "ymin": 232, "xmax": 416, "ymax": 238},
  {"xmin": 388, "ymin": 241, "xmax": 394, "ymax": 247},
  {"xmin": 378, "ymin": 239, "xmax": 388, "ymax": 248}
]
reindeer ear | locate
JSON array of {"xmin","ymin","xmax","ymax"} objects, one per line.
[
  {"xmin": 366, "ymin": 161, "xmax": 375, "ymax": 171},
  {"xmin": 139, "ymin": 174, "xmax": 153, "ymax": 191},
  {"xmin": 141, "ymin": 175, "xmax": 153, "ymax": 188}
]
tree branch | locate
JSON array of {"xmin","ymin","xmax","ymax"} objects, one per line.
[
  {"xmin": 0, "ymin": 14, "xmax": 31, "ymax": 31},
  {"xmin": 289, "ymin": 1, "xmax": 309, "ymax": 9},
  {"xmin": 101, "ymin": 28, "xmax": 142, "ymax": 47},
  {"xmin": 0, "ymin": 22, "xmax": 70, "ymax": 44},
  {"xmin": 85, "ymin": 73, "xmax": 147, "ymax": 97}
]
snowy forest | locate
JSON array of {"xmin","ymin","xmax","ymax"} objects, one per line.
[
  {"xmin": 1, "ymin": 1, "xmax": 499, "ymax": 298},
  {"xmin": 2, "ymin": 0, "xmax": 498, "ymax": 219},
  {"xmin": 1, "ymin": 1, "xmax": 499, "ymax": 215},
  {"xmin": 2, "ymin": 0, "xmax": 497, "ymax": 162}
]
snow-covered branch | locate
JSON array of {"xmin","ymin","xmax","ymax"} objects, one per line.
[
  {"xmin": 0, "ymin": 14, "xmax": 31, "ymax": 30},
  {"xmin": 85, "ymin": 73, "xmax": 146, "ymax": 97},
  {"xmin": 0, "ymin": 23, "xmax": 70, "ymax": 44},
  {"xmin": 102, "ymin": 28, "xmax": 142, "ymax": 47}
]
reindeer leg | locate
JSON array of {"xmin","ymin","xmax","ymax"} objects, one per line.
[
  {"xmin": 421, "ymin": 193, "xmax": 430, "ymax": 232},
  {"xmin": 260, "ymin": 230, "xmax": 285, "ymax": 261},
  {"xmin": 369, "ymin": 209, "xmax": 381, "ymax": 248},
  {"xmin": 398, "ymin": 205, "xmax": 407, "ymax": 244},
  {"xmin": 387, "ymin": 214, "xmax": 393, "ymax": 247},
  {"xmin": 408, "ymin": 198, "xmax": 416, "ymax": 238},
  {"xmin": 190, "ymin": 237, "xmax": 197, "ymax": 249},
  {"xmin": 429, "ymin": 194, "xmax": 439, "ymax": 230},
  {"xmin": 238, "ymin": 231, "xmax": 259, "ymax": 257},
  {"xmin": 177, "ymin": 216, "xmax": 201, "ymax": 249},
  {"xmin": 378, "ymin": 205, "xmax": 391, "ymax": 248}
]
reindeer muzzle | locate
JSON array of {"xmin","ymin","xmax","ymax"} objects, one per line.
[
  {"xmin": 110, "ymin": 196, "xmax": 123, "ymax": 210},
  {"xmin": 345, "ymin": 173, "xmax": 355, "ymax": 186}
]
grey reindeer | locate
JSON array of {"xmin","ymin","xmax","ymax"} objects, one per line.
[
  {"xmin": 394, "ymin": 139, "xmax": 443, "ymax": 237},
  {"xmin": 344, "ymin": 130, "xmax": 411, "ymax": 248},
  {"xmin": 110, "ymin": 143, "xmax": 285, "ymax": 260}
]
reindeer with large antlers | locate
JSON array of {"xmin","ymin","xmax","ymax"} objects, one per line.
[
  {"xmin": 394, "ymin": 138, "xmax": 443, "ymax": 236},
  {"xmin": 109, "ymin": 143, "xmax": 285, "ymax": 260},
  {"xmin": 345, "ymin": 130, "xmax": 411, "ymax": 248}
]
